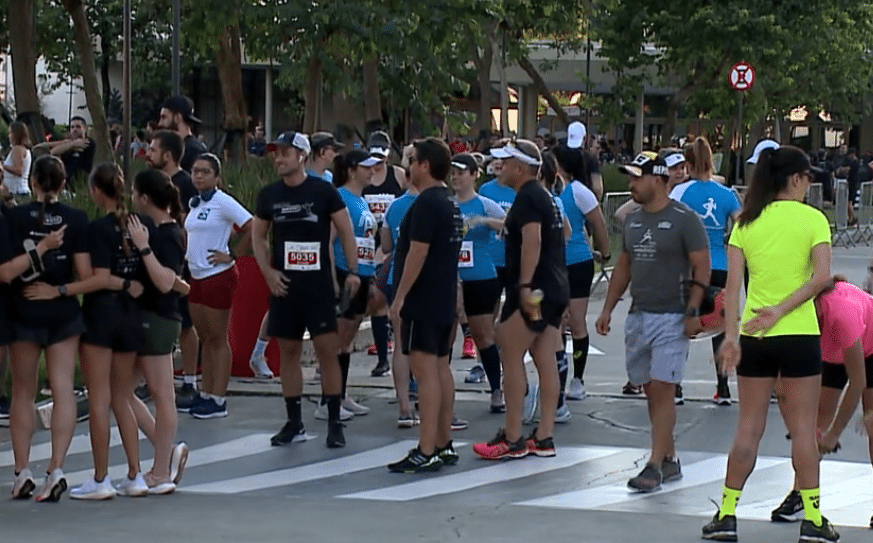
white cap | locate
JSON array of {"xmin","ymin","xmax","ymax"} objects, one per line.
[
  {"xmin": 664, "ymin": 152, "xmax": 685, "ymax": 168},
  {"xmin": 567, "ymin": 122, "xmax": 586, "ymax": 149},
  {"xmin": 747, "ymin": 139, "xmax": 779, "ymax": 164},
  {"xmin": 489, "ymin": 141, "xmax": 542, "ymax": 166}
]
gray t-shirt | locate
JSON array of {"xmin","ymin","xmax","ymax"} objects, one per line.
[{"xmin": 623, "ymin": 200, "xmax": 708, "ymax": 313}]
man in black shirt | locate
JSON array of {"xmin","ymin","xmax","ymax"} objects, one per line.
[
  {"xmin": 473, "ymin": 139, "xmax": 569, "ymax": 461},
  {"xmin": 387, "ymin": 137, "xmax": 463, "ymax": 473},
  {"xmin": 253, "ymin": 131, "xmax": 361, "ymax": 449},
  {"xmin": 49, "ymin": 116, "xmax": 95, "ymax": 194},
  {"xmin": 159, "ymin": 95, "xmax": 207, "ymax": 173}
]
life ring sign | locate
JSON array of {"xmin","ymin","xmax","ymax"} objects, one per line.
[{"xmin": 729, "ymin": 61, "xmax": 755, "ymax": 92}]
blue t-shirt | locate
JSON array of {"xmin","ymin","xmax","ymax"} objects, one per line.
[
  {"xmin": 670, "ymin": 179, "xmax": 741, "ymax": 271},
  {"xmin": 478, "ymin": 179, "xmax": 515, "ymax": 268},
  {"xmin": 333, "ymin": 186, "xmax": 377, "ymax": 277},
  {"xmin": 560, "ymin": 180, "xmax": 599, "ymax": 265},
  {"xmin": 384, "ymin": 191, "xmax": 417, "ymax": 286},
  {"xmin": 458, "ymin": 194, "xmax": 506, "ymax": 282},
  {"xmin": 306, "ymin": 168, "xmax": 333, "ymax": 183}
]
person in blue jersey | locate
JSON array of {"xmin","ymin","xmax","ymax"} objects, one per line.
[
  {"xmin": 451, "ymin": 153, "xmax": 506, "ymax": 414},
  {"xmin": 554, "ymin": 144, "xmax": 609, "ymax": 405},
  {"xmin": 306, "ymin": 132, "xmax": 343, "ymax": 183},
  {"xmin": 669, "ymin": 138, "xmax": 741, "ymax": 405},
  {"xmin": 330, "ymin": 149, "xmax": 382, "ymax": 418}
]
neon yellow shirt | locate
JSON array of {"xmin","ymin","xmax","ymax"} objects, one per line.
[{"xmin": 729, "ymin": 201, "xmax": 830, "ymax": 337}]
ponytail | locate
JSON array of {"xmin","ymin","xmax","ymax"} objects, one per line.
[
  {"xmin": 331, "ymin": 154, "xmax": 349, "ymax": 187},
  {"xmin": 31, "ymin": 155, "xmax": 66, "ymax": 229},
  {"xmin": 738, "ymin": 145, "xmax": 810, "ymax": 226},
  {"xmin": 686, "ymin": 137, "xmax": 713, "ymax": 180},
  {"xmin": 133, "ymin": 168, "xmax": 182, "ymax": 225},
  {"xmin": 89, "ymin": 162, "xmax": 130, "ymax": 256}
]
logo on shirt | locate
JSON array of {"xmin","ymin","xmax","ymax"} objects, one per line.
[
  {"xmin": 657, "ymin": 221, "xmax": 672, "ymax": 230},
  {"xmin": 275, "ymin": 202, "xmax": 318, "ymax": 223},
  {"xmin": 699, "ymin": 197, "xmax": 720, "ymax": 226},
  {"xmin": 197, "ymin": 208, "xmax": 211, "ymax": 221},
  {"xmin": 632, "ymin": 228, "xmax": 657, "ymax": 261}
]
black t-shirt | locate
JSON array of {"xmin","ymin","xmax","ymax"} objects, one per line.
[
  {"xmin": 255, "ymin": 177, "xmax": 346, "ymax": 297},
  {"xmin": 138, "ymin": 222, "xmax": 185, "ymax": 321},
  {"xmin": 8, "ymin": 201, "xmax": 89, "ymax": 326},
  {"xmin": 394, "ymin": 185, "xmax": 463, "ymax": 325},
  {"xmin": 172, "ymin": 169, "xmax": 197, "ymax": 214},
  {"xmin": 61, "ymin": 138, "xmax": 96, "ymax": 191},
  {"xmin": 181, "ymin": 135, "xmax": 207, "ymax": 173},
  {"xmin": 84, "ymin": 213, "xmax": 152, "ymax": 307},
  {"xmin": 0, "ymin": 211, "xmax": 14, "ymax": 332},
  {"xmin": 503, "ymin": 180, "xmax": 569, "ymax": 306}
]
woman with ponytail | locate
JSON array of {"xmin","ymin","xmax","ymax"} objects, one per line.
[{"xmin": 702, "ymin": 146, "xmax": 838, "ymax": 542}]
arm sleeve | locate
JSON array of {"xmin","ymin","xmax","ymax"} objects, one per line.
[
  {"xmin": 154, "ymin": 227, "xmax": 185, "ymax": 274},
  {"xmin": 572, "ymin": 182, "xmax": 599, "ymax": 214},
  {"xmin": 481, "ymin": 196, "xmax": 507, "ymax": 219},
  {"xmin": 512, "ymin": 191, "xmax": 544, "ymax": 228},
  {"xmin": 682, "ymin": 209, "xmax": 709, "ymax": 253},
  {"xmin": 809, "ymin": 208, "xmax": 832, "ymax": 247},
  {"xmin": 223, "ymin": 194, "xmax": 253, "ymax": 228},
  {"xmin": 255, "ymin": 186, "xmax": 272, "ymax": 220}
]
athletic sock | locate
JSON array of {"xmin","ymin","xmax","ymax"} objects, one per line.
[
  {"xmin": 213, "ymin": 395, "xmax": 225, "ymax": 406},
  {"xmin": 719, "ymin": 486, "xmax": 742, "ymax": 519},
  {"xmin": 338, "ymin": 353, "xmax": 351, "ymax": 398},
  {"xmin": 183, "ymin": 375, "xmax": 197, "ymax": 387},
  {"xmin": 460, "ymin": 322, "xmax": 471, "ymax": 339},
  {"xmin": 557, "ymin": 350, "xmax": 568, "ymax": 408},
  {"xmin": 325, "ymin": 394, "xmax": 341, "ymax": 424},
  {"xmin": 251, "ymin": 338, "xmax": 268, "ymax": 359},
  {"xmin": 799, "ymin": 488, "xmax": 822, "ymax": 526},
  {"xmin": 371, "ymin": 316, "xmax": 390, "ymax": 365},
  {"xmin": 479, "ymin": 344, "xmax": 501, "ymax": 392},
  {"xmin": 572, "ymin": 336, "xmax": 589, "ymax": 381},
  {"xmin": 284, "ymin": 396, "xmax": 302, "ymax": 423}
]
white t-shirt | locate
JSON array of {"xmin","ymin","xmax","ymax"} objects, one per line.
[
  {"xmin": 3, "ymin": 147, "xmax": 31, "ymax": 194},
  {"xmin": 184, "ymin": 189, "xmax": 252, "ymax": 279}
]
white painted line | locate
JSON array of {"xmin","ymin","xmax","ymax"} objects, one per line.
[
  {"xmin": 341, "ymin": 446, "xmax": 623, "ymax": 502},
  {"xmin": 516, "ymin": 456, "xmax": 787, "ymax": 510},
  {"xmin": 0, "ymin": 427, "xmax": 129, "ymax": 469},
  {"xmin": 182, "ymin": 439, "xmax": 422, "ymax": 494},
  {"xmin": 525, "ymin": 342, "xmax": 604, "ymax": 364}
]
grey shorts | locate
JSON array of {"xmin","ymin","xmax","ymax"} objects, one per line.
[{"xmin": 624, "ymin": 311, "xmax": 689, "ymax": 386}]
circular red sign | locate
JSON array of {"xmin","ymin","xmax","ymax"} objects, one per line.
[{"xmin": 729, "ymin": 62, "xmax": 755, "ymax": 92}]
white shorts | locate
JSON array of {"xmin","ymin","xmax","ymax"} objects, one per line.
[{"xmin": 624, "ymin": 312, "xmax": 689, "ymax": 386}]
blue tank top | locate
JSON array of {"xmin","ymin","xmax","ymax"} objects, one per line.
[
  {"xmin": 671, "ymin": 180, "xmax": 740, "ymax": 271},
  {"xmin": 333, "ymin": 186, "xmax": 378, "ymax": 277},
  {"xmin": 384, "ymin": 192, "xmax": 417, "ymax": 286},
  {"xmin": 458, "ymin": 194, "xmax": 506, "ymax": 282},
  {"xmin": 478, "ymin": 179, "xmax": 516, "ymax": 268},
  {"xmin": 560, "ymin": 180, "xmax": 599, "ymax": 265}
]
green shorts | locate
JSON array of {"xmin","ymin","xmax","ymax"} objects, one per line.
[{"xmin": 139, "ymin": 310, "xmax": 181, "ymax": 356}]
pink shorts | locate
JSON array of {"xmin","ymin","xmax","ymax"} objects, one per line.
[{"xmin": 189, "ymin": 265, "xmax": 238, "ymax": 310}]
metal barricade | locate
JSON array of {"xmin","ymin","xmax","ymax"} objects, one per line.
[
  {"xmin": 858, "ymin": 181, "xmax": 873, "ymax": 244},
  {"xmin": 806, "ymin": 183, "xmax": 823, "ymax": 210},
  {"xmin": 594, "ymin": 191, "xmax": 634, "ymax": 294},
  {"xmin": 832, "ymin": 179, "xmax": 855, "ymax": 247}
]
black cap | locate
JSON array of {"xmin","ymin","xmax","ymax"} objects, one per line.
[
  {"xmin": 451, "ymin": 153, "xmax": 479, "ymax": 173},
  {"xmin": 267, "ymin": 131, "xmax": 311, "ymax": 154},
  {"xmin": 310, "ymin": 132, "xmax": 344, "ymax": 153},
  {"xmin": 345, "ymin": 149, "xmax": 381, "ymax": 168},
  {"xmin": 162, "ymin": 95, "xmax": 201, "ymax": 124}
]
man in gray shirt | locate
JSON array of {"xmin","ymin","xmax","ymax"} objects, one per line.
[{"xmin": 595, "ymin": 151, "xmax": 710, "ymax": 493}]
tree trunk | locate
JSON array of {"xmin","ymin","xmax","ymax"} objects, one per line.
[
  {"xmin": 101, "ymin": 54, "xmax": 112, "ymax": 115},
  {"xmin": 471, "ymin": 22, "xmax": 497, "ymax": 134},
  {"xmin": 362, "ymin": 54, "xmax": 382, "ymax": 131},
  {"xmin": 215, "ymin": 22, "xmax": 248, "ymax": 164},
  {"xmin": 661, "ymin": 84, "xmax": 698, "ymax": 147},
  {"xmin": 61, "ymin": 0, "xmax": 114, "ymax": 163},
  {"xmin": 303, "ymin": 54, "xmax": 322, "ymax": 133},
  {"xmin": 8, "ymin": 0, "xmax": 42, "ymax": 142},
  {"xmin": 516, "ymin": 55, "xmax": 568, "ymax": 127}
]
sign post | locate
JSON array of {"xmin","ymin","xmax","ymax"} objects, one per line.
[{"xmin": 729, "ymin": 61, "xmax": 755, "ymax": 185}]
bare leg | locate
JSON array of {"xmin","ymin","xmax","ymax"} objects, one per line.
[
  {"xmin": 139, "ymin": 354, "xmax": 177, "ymax": 481},
  {"xmin": 80, "ymin": 343, "xmax": 113, "ymax": 480},
  {"xmin": 110, "ymin": 351, "xmax": 141, "ymax": 479},
  {"xmin": 530, "ymin": 326, "xmax": 561, "ymax": 439},
  {"xmin": 724, "ymin": 376, "xmax": 776, "ymax": 490},
  {"xmin": 496, "ymin": 311, "xmax": 537, "ymax": 442},
  {"xmin": 9, "ymin": 341, "xmax": 40, "ymax": 473},
  {"xmin": 644, "ymin": 380, "xmax": 678, "ymax": 463},
  {"xmin": 410, "ymin": 350, "xmax": 441, "ymax": 455}
]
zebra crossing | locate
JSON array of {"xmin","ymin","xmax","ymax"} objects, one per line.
[{"xmin": 15, "ymin": 429, "xmax": 871, "ymax": 528}]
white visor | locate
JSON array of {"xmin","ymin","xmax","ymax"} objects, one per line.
[
  {"xmin": 489, "ymin": 144, "xmax": 541, "ymax": 166},
  {"xmin": 747, "ymin": 139, "xmax": 779, "ymax": 164},
  {"xmin": 664, "ymin": 153, "xmax": 685, "ymax": 168},
  {"xmin": 369, "ymin": 146, "xmax": 389, "ymax": 158},
  {"xmin": 356, "ymin": 157, "xmax": 382, "ymax": 167}
]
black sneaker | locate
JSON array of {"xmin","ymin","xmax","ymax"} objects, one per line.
[
  {"xmin": 662, "ymin": 456, "xmax": 682, "ymax": 482},
  {"xmin": 627, "ymin": 463, "xmax": 662, "ymax": 492},
  {"xmin": 175, "ymin": 383, "xmax": 198, "ymax": 412},
  {"xmin": 270, "ymin": 421, "xmax": 306, "ymax": 447},
  {"xmin": 771, "ymin": 490, "xmax": 804, "ymax": 522},
  {"xmin": 675, "ymin": 384, "xmax": 684, "ymax": 405},
  {"xmin": 622, "ymin": 381, "xmax": 643, "ymax": 395},
  {"xmin": 388, "ymin": 447, "xmax": 444, "ymax": 473},
  {"xmin": 326, "ymin": 422, "xmax": 346, "ymax": 448},
  {"xmin": 799, "ymin": 516, "xmax": 840, "ymax": 543},
  {"xmin": 370, "ymin": 361, "xmax": 391, "ymax": 377},
  {"xmin": 436, "ymin": 441, "xmax": 459, "ymax": 466},
  {"xmin": 525, "ymin": 430, "xmax": 556, "ymax": 458},
  {"xmin": 701, "ymin": 512, "xmax": 738, "ymax": 541},
  {"xmin": 0, "ymin": 396, "xmax": 9, "ymax": 419}
]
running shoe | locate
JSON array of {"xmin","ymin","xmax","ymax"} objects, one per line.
[
  {"xmin": 799, "ymin": 516, "xmax": 840, "ymax": 543},
  {"xmin": 249, "ymin": 355, "xmax": 274, "ymax": 379},
  {"xmin": 622, "ymin": 381, "xmax": 643, "ymax": 395},
  {"xmin": 170, "ymin": 442, "xmax": 189, "ymax": 484},
  {"xmin": 462, "ymin": 337, "xmax": 476, "ymax": 359},
  {"xmin": 367, "ymin": 341, "xmax": 393, "ymax": 356},
  {"xmin": 674, "ymin": 384, "xmax": 684, "ymax": 406},
  {"xmin": 522, "ymin": 383, "xmax": 539, "ymax": 424},
  {"xmin": 661, "ymin": 456, "xmax": 682, "ymax": 482},
  {"xmin": 525, "ymin": 429, "xmax": 556, "ymax": 457},
  {"xmin": 451, "ymin": 416, "xmax": 469, "ymax": 431},
  {"xmin": 11, "ymin": 468, "xmax": 35, "ymax": 499},
  {"xmin": 388, "ymin": 447, "xmax": 444, "ymax": 473},
  {"xmin": 190, "ymin": 397, "xmax": 228, "ymax": 419},
  {"xmin": 175, "ymin": 383, "xmax": 198, "ymax": 412},
  {"xmin": 713, "ymin": 381, "xmax": 732, "ymax": 405},
  {"xmin": 35, "ymin": 468, "xmax": 67, "ymax": 502},
  {"xmin": 472, "ymin": 429, "xmax": 529, "ymax": 460},
  {"xmin": 70, "ymin": 477, "xmax": 116, "ymax": 500},
  {"xmin": 465, "ymin": 365, "xmax": 486, "ymax": 384},
  {"xmin": 770, "ymin": 391, "xmax": 778, "ymax": 404},
  {"xmin": 314, "ymin": 403, "xmax": 354, "ymax": 421},
  {"xmin": 555, "ymin": 404, "xmax": 571, "ymax": 423},
  {"xmin": 342, "ymin": 397, "xmax": 370, "ymax": 416},
  {"xmin": 436, "ymin": 441, "xmax": 460, "ymax": 466},
  {"xmin": 326, "ymin": 422, "xmax": 346, "ymax": 448},
  {"xmin": 116, "ymin": 473, "xmax": 149, "ymax": 497},
  {"xmin": 712, "ymin": 392, "xmax": 732, "ymax": 406},
  {"xmin": 397, "ymin": 414, "xmax": 419, "ymax": 428},
  {"xmin": 770, "ymin": 490, "xmax": 804, "ymax": 522},
  {"xmin": 701, "ymin": 512, "xmax": 738, "ymax": 541},
  {"xmin": 0, "ymin": 396, "xmax": 10, "ymax": 419},
  {"xmin": 566, "ymin": 378, "xmax": 586, "ymax": 400},
  {"xmin": 270, "ymin": 421, "xmax": 306, "ymax": 446},
  {"xmin": 370, "ymin": 360, "xmax": 391, "ymax": 377},
  {"xmin": 490, "ymin": 389, "xmax": 505, "ymax": 413},
  {"xmin": 627, "ymin": 463, "xmax": 662, "ymax": 493},
  {"xmin": 144, "ymin": 471, "xmax": 176, "ymax": 495}
]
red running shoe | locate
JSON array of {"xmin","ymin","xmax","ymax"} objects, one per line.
[
  {"xmin": 472, "ymin": 429, "xmax": 529, "ymax": 460},
  {"xmin": 462, "ymin": 337, "xmax": 476, "ymax": 359}
]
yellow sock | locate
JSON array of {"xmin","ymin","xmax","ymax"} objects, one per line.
[
  {"xmin": 799, "ymin": 488, "xmax": 822, "ymax": 526},
  {"xmin": 719, "ymin": 486, "xmax": 742, "ymax": 519}
]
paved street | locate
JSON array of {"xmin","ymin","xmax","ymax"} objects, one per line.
[{"xmin": 1, "ymin": 246, "xmax": 872, "ymax": 542}]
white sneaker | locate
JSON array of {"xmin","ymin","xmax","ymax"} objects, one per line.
[
  {"xmin": 170, "ymin": 442, "xmax": 189, "ymax": 485},
  {"xmin": 555, "ymin": 404, "xmax": 572, "ymax": 423},
  {"xmin": 314, "ymin": 403, "xmax": 353, "ymax": 421},
  {"xmin": 249, "ymin": 355, "xmax": 274, "ymax": 379},
  {"xmin": 342, "ymin": 397, "xmax": 370, "ymax": 416},
  {"xmin": 35, "ymin": 468, "xmax": 67, "ymax": 502},
  {"xmin": 115, "ymin": 473, "xmax": 149, "ymax": 497},
  {"xmin": 70, "ymin": 477, "xmax": 116, "ymax": 500},
  {"xmin": 522, "ymin": 383, "xmax": 539, "ymax": 424},
  {"xmin": 11, "ymin": 467, "xmax": 35, "ymax": 499},
  {"xmin": 566, "ymin": 378, "xmax": 586, "ymax": 400}
]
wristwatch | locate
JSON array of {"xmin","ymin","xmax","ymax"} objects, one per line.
[
  {"xmin": 58, "ymin": 284, "xmax": 68, "ymax": 297},
  {"xmin": 123, "ymin": 279, "xmax": 131, "ymax": 292},
  {"xmin": 139, "ymin": 247, "xmax": 153, "ymax": 257}
]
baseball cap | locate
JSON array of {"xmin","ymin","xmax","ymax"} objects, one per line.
[
  {"xmin": 310, "ymin": 132, "xmax": 344, "ymax": 153},
  {"xmin": 345, "ymin": 148, "xmax": 381, "ymax": 168},
  {"xmin": 367, "ymin": 131, "xmax": 391, "ymax": 159},
  {"xmin": 567, "ymin": 122, "xmax": 587, "ymax": 149},
  {"xmin": 451, "ymin": 153, "xmax": 479, "ymax": 172},
  {"xmin": 489, "ymin": 139, "xmax": 542, "ymax": 166},
  {"xmin": 664, "ymin": 152, "xmax": 686, "ymax": 168},
  {"xmin": 747, "ymin": 139, "xmax": 779, "ymax": 164},
  {"xmin": 267, "ymin": 131, "xmax": 311, "ymax": 155},
  {"xmin": 162, "ymin": 95, "xmax": 201, "ymax": 124},
  {"xmin": 618, "ymin": 152, "xmax": 669, "ymax": 178}
]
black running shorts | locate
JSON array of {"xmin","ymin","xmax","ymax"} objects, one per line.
[
  {"xmin": 737, "ymin": 335, "xmax": 821, "ymax": 378},
  {"xmin": 462, "ymin": 278, "xmax": 501, "ymax": 317},
  {"xmin": 81, "ymin": 297, "xmax": 143, "ymax": 353},
  {"xmin": 268, "ymin": 294, "xmax": 337, "ymax": 341},
  {"xmin": 335, "ymin": 267, "xmax": 371, "ymax": 320},
  {"xmin": 400, "ymin": 319, "xmax": 453, "ymax": 357},
  {"xmin": 567, "ymin": 259, "xmax": 595, "ymax": 299}
]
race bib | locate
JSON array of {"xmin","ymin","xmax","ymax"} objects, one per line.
[
  {"xmin": 458, "ymin": 241, "xmax": 474, "ymax": 268},
  {"xmin": 364, "ymin": 194, "xmax": 395, "ymax": 222},
  {"xmin": 284, "ymin": 241, "xmax": 321, "ymax": 271},
  {"xmin": 356, "ymin": 236, "xmax": 375, "ymax": 267}
]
